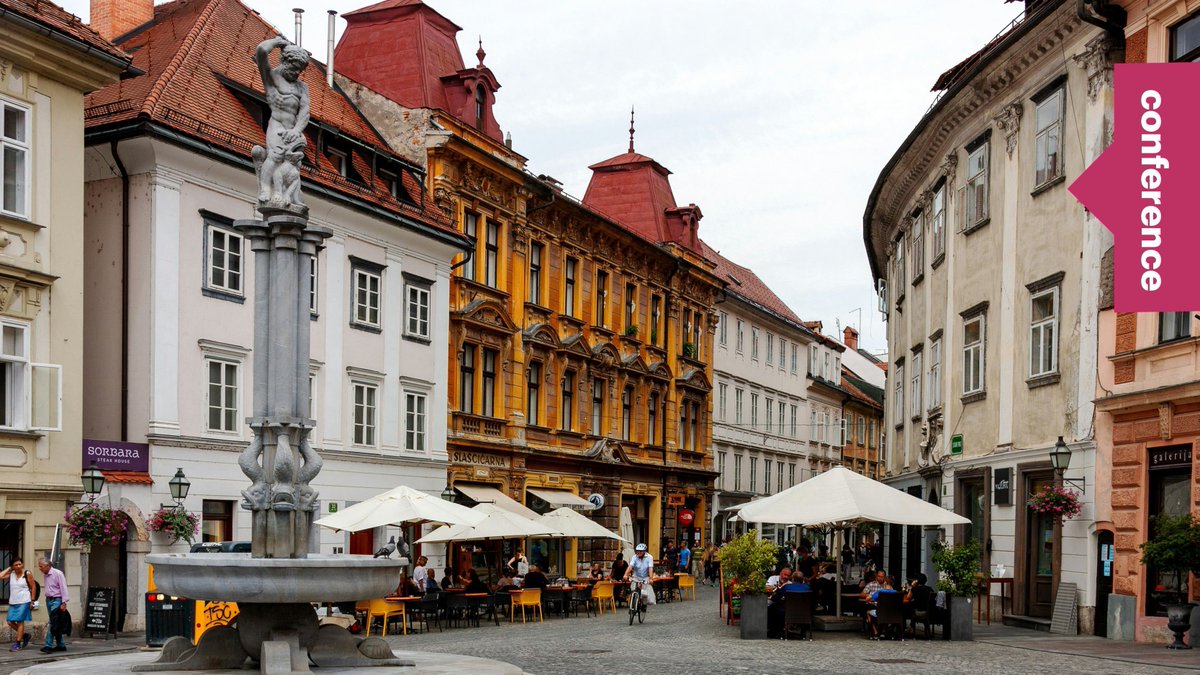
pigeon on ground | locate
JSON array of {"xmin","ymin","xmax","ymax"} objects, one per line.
[{"xmin": 373, "ymin": 536, "xmax": 396, "ymax": 558}]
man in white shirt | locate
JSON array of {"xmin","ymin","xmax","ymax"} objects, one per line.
[{"xmin": 412, "ymin": 556, "xmax": 429, "ymax": 592}]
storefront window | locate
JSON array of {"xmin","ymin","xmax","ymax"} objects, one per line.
[{"xmin": 1146, "ymin": 445, "xmax": 1193, "ymax": 616}]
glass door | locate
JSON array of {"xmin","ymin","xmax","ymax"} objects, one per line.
[{"xmin": 1026, "ymin": 474, "xmax": 1055, "ymax": 618}]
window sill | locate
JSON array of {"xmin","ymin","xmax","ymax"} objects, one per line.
[
  {"xmin": 927, "ymin": 405, "xmax": 942, "ymax": 419},
  {"xmin": 930, "ymin": 254, "xmax": 945, "ymax": 271},
  {"xmin": 1026, "ymin": 372, "xmax": 1060, "ymax": 389},
  {"xmin": 894, "ymin": 421, "xmax": 904, "ymax": 430},
  {"xmin": 912, "ymin": 273, "xmax": 925, "ymax": 288},
  {"xmin": 310, "ymin": 313, "xmax": 319, "ymax": 322},
  {"xmin": 0, "ymin": 428, "xmax": 45, "ymax": 439},
  {"xmin": 403, "ymin": 333, "xmax": 432, "ymax": 345},
  {"xmin": 350, "ymin": 322, "xmax": 383, "ymax": 334},
  {"xmin": 960, "ymin": 391, "xmax": 986, "ymax": 405},
  {"xmin": 201, "ymin": 287, "xmax": 246, "ymax": 304},
  {"xmin": 910, "ymin": 414, "xmax": 923, "ymax": 423},
  {"xmin": 1030, "ymin": 174, "xmax": 1066, "ymax": 198},
  {"xmin": 962, "ymin": 218, "xmax": 990, "ymax": 236}
]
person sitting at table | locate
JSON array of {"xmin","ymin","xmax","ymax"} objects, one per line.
[
  {"xmin": 860, "ymin": 569, "xmax": 886, "ymax": 599},
  {"xmin": 795, "ymin": 547, "xmax": 818, "ymax": 582},
  {"xmin": 865, "ymin": 577, "xmax": 898, "ymax": 639},
  {"xmin": 394, "ymin": 571, "xmax": 420, "ymax": 597},
  {"xmin": 522, "ymin": 564, "xmax": 549, "ymax": 590},
  {"xmin": 496, "ymin": 569, "xmax": 515, "ymax": 592},
  {"xmin": 440, "ymin": 567, "xmax": 454, "ymax": 591},
  {"xmin": 463, "ymin": 569, "xmax": 490, "ymax": 595},
  {"xmin": 904, "ymin": 573, "xmax": 935, "ymax": 633},
  {"xmin": 424, "ymin": 569, "xmax": 438, "ymax": 594},
  {"xmin": 766, "ymin": 572, "xmax": 811, "ymax": 639},
  {"xmin": 589, "ymin": 562, "xmax": 604, "ymax": 581},
  {"xmin": 766, "ymin": 567, "xmax": 791, "ymax": 591}
]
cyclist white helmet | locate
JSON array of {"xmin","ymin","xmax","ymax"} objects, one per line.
[{"xmin": 635, "ymin": 543, "xmax": 648, "ymax": 552}]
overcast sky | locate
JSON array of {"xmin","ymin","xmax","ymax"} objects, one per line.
[{"xmin": 63, "ymin": 0, "xmax": 1022, "ymax": 354}]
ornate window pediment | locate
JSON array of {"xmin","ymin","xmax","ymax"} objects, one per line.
[
  {"xmin": 675, "ymin": 366, "xmax": 712, "ymax": 393},
  {"xmin": 455, "ymin": 297, "xmax": 517, "ymax": 335},
  {"xmin": 557, "ymin": 333, "xmax": 593, "ymax": 359},
  {"xmin": 647, "ymin": 359, "xmax": 672, "ymax": 381},
  {"xmin": 591, "ymin": 341, "xmax": 621, "ymax": 367},
  {"xmin": 522, "ymin": 322, "xmax": 561, "ymax": 349},
  {"xmin": 583, "ymin": 437, "xmax": 635, "ymax": 465}
]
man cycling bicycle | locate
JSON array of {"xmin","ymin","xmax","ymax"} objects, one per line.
[{"xmin": 623, "ymin": 543, "xmax": 657, "ymax": 611}]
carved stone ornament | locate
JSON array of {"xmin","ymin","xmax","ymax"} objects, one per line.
[
  {"xmin": 914, "ymin": 190, "xmax": 933, "ymax": 214},
  {"xmin": 993, "ymin": 101, "xmax": 1023, "ymax": 157},
  {"xmin": 1159, "ymin": 402, "xmax": 1174, "ymax": 440},
  {"xmin": 1071, "ymin": 35, "xmax": 1115, "ymax": 103},
  {"xmin": 939, "ymin": 152, "xmax": 958, "ymax": 182},
  {"xmin": 0, "ymin": 280, "xmax": 16, "ymax": 312},
  {"xmin": 0, "ymin": 60, "xmax": 9, "ymax": 83},
  {"xmin": 251, "ymin": 37, "xmax": 311, "ymax": 214}
]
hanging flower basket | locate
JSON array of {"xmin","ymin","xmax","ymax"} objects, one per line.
[
  {"xmin": 64, "ymin": 504, "xmax": 129, "ymax": 547},
  {"xmin": 1026, "ymin": 485, "xmax": 1082, "ymax": 520},
  {"xmin": 146, "ymin": 507, "xmax": 200, "ymax": 545}
]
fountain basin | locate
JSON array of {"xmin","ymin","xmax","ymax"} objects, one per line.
[{"xmin": 148, "ymin": 553, "xmax": 402, "ymax": 603}]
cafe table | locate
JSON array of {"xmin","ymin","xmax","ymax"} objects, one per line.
[{"xmin": 383, "ymin": 596, "xmax": 422, "ymax": 635}]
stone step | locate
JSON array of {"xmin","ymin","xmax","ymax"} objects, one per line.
[{"xmin": 1002, "ymin": 614, "xmax": 1052, "ymax": 632}]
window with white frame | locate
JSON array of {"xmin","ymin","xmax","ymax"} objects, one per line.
[
  {"xmin": 751, "ymin": 326, "xmax": 760, "ymax": 360},
  {"xmin": 1029, "ymin": 287, "xmax": 1059, "ymax": 377},
  {"xmin": 205, "ymin": 224, "xmax": 243, "ymax": 296},
  {"xmin": 718, "ymin": 451, "xmax": 727, "ymax": 490},
  {"xmin": 734, "ymin": 455, "xmax": 742, "ymax": 491},
  {"xmin": 789, "ymin": 463, "xmax": 796, "ymax": 487},
  {"xmin": 810, "ymin": 344, "xmax": 818, "ymax": 375},
  {"xmin": 0, "ymin": 322, "xmax": 60, "ymax": 431},
  {"xmin": 405, "ymin": 391, "xmax": 426, "ymax": 451},
  {"xmin": 910, "ymin": 351, "xmax": 922, "ymax": 418},
  {"xmin": 778, "ymin": 339, "xmax": 787, "ymax": 371},
  {"xmin": 719, "ymin": 312, "xmax": 728, "ymax": 346},
  {"xmin": 750, "ymin": 393, "xmax": 759, "ymax": 428},
  {"xmin": 405, "ymin": 279, "xmax": 431, "ymax": 339},
  {"xmin": 1, "ymin": 99, "xmax": 29, "ymax": 218},
  {"xmin": 778, "ymin": 401, "xmax": 785, "ymax": 433},
  {"xmin": 527, "ymin": 361, "xmax": 542, "ymax": 427},
  {"xmin": 461, "ymin": 212, "xmax": 478, "ymax": 282},
  {"xmin": 893, "ymin": 363, "xmax": 904, "ymax": 422},
  {"xmin": 965, "ymin": 140, "xmax": 989, "ymax": 227},
  {"xmin": 963, "ymin": 314, "xmax": 985, "ymax": 395},
  {"xmin": 351, "ymin": 263, "xmax": 382, "ymax": 329},
  {"xmin": 894, "ymin": 234, "xmax": 906, "ymax": 299},
  {"xmin": 1034, "ymin": 86, "xmax": 1063, "ymax": 188},
  {"xmin": 206, "ymin": 357, "xmax": 239, "ymax": 433},
  {"xmin": 1158, "ymin": 312, "xmax": 1192, "ymax": 343},
  {"xmin": 736, "ymin": 319, "xmax": 744, "ymax": 353},
  {"xmin": 735, "ymin": 388, "xmax": 744, "ymax": 425},
  {"xmin": 764, "ymin": 460, "xmax": 771, "ymax": 495},
  {"xmin": 309, "ymin": 255, "xmax": 319, "ymax": 314},
  {"xmin": 528, "ymin": 242, "xmax": 543, "ymax": 306},
  {"xmin": 929, "ymin": 337, "xmax": 942, "ymax": 409},
  {"xmin": 910, "ymin": 213, "xmax": 924, "ymax": 282},
  {"xmin": 791, "ymin": 343, "xmax": 798, "ymax": 374},
  {"xmin": 777, "ymin": 461, "xmax": 784, "ymax": 493},
  {"xmin": 750, "ymin": 458, "xmax": 757, "ymax": 494},
  {"xmin": 718, "ymin": 383, "xmax": 727, "ymax": 422},
  {"xmin": 790, "ymin": 404, "xmax": 797, "ymax": 438},
  {"xmin": 931, "ymin": 184, "xmax": 946, "ymax": 261},
  {"xmin": 352, "ymin": 381, "xmax": 378, "ymax": 446},
  {"xmin": 766, "ymin": 333, "xmax": 774, "ymax": 365},
  {"xmin": 766, "ymin": 398, "xmax": 774, "ymax": 432},
  {"xmin": 484, "ymin": 221, "xmax": 500, "ymax": 288}
]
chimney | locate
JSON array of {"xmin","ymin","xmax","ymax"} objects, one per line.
[
  {"xmin": 90, "ymin": 0, "xmax": 153, "ymax": 42},
  {"xmin": 843, "ymin": 326, "xmax": 859, "ymax": 351}
]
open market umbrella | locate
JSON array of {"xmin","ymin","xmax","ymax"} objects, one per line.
[
  {"xmin": 737, "ymin": 467, "xmax": 970, "ymax": 617},
  {"xmin": 314, "ymin": 485, "xmax": 486, "ymax": 533},
  {"xmin": 537, "ymin": 507, "xmax": 630, "ymax": 544},
  {"xmin": 415, "ymin": 503, "xmax": 562, "ymax": 544}
]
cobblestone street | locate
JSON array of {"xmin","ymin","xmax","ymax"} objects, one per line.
[{"xmin": 385, "ymin": 585, "xmax": 1198, "ymax": 675}]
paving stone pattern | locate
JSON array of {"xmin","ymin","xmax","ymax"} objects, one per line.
[{"xmin": 386, "ymin": 585, "xmax": 1189, "ymax": 675}]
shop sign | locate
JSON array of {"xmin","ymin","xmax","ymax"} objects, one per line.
[
  {"xmin": 451, "ymin": 450, "xmax": 507, "ymax": 468},
  {"xmin": 328, "ymin": 503, "xmax": 338, "ymax": 513},
  {"xmin": 993, "ymin": 468, "xmax": 1011, "ymax": 506},
  {"xmin": 950, "ymin": 435, "xmax": 963, "ymax": 456},
  {"xmin": 667, "ymin": 493, "xmax": 686, "ymax": 507},
  {"xmin": 678, "ymin": 509, "xmax": 695, "ymax": 527},
  {"xmin": 1148, "ymin": 445, "xmax": 1192, "ymax": 470},
  {"xmin": 586, "ymin": 493, "xmax": 605, "ymax": 510},
  {"xmin": 83, "ymin": 439, "xmax": 149, "ymax": 472}
]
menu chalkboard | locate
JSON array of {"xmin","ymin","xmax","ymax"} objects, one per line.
[{"xmin": 85, "ymin": 586, "xmax": 116, "ymax": 635}]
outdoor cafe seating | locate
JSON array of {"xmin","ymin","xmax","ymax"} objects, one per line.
[{"xmin": 510, "ymin": 587, "xmax": 543, "ymax": 623}]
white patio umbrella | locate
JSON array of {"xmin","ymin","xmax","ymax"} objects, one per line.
[
  {"xmin": 415, "ymin": 503, "xmax": 562, "ymax": 544},
  {"xmin": 314, "ymin": 485, "xmax": 486, "ymax": 533},
  {"xmin": 737, "ymin": 467, "xmax": 970, "ymax": 617},
  {"xmin": 537, "ymin": 507, "xmax": 631, "ymax": 544}
]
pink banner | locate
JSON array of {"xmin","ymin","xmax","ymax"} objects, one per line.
[{"xmin": 1069, "ymin": 63, "xmax": 1200, "ymax": 312}]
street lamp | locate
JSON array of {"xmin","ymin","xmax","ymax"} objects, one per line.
[
  {"xmin": 441, "ymin": 483, "xmax": 456, "ymax": 503},
  {"xmin": 168, "ymin": 468, "xmax": 191, "ymax": 505},
  {"xmin": 1049, "ymin": 436, "xmax": 1085, "ymax": 493},
  {"xmin": 81, "ymin": 462, "xmax": 105, "ymax": 501}
]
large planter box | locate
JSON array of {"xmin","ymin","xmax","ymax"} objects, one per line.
[
  {"xmin": 948, "ymin": 596, "xmax": 973, "ymax": 641},
  {"xmin": 739, "ymin": 595, "xmax": 769, "ymax": 640}
]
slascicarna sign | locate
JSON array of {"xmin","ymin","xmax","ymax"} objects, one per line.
[{"xmin": 82, "ymin": 439, "xmax": 149, "ymax": 472}]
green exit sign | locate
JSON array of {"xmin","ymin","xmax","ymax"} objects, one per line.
[
  {"xmin": 951, "ymin": 434, "xmax": 963, "ymax": 456},
  {"xmin": 328, "ymin": 503, "xmax": 338, "ymax": 513}
]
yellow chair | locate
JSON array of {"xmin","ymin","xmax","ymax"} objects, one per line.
[
  {"xmin": 677, "ymin": 574, "xmax": 696, "ymax": 600},
  {"xmin": 510, "ymin": 589, "xmax": 543, "ymax": 624},
  {"xmin": 591, "ymin": 581, "xmax": 616, "ymax": 615},
  {"xmin": 362, "ymin": 598, "xmax": 406, "ymax": 636}
]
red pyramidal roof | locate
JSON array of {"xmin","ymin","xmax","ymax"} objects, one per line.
[
  {"xmin": 84, "ymin": 0, "xmax": 455, "ymax": 238},
  {"xmin": 583, "ymin": 149, "xmax": 703, "ymax": 254},
  {"xmin": 335, "ymin": 0, "xmax": 504, "ymax": 143}
]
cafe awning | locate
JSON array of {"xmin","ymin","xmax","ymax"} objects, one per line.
[
  {"xmin": 526, "ymin": 487, "xmax": 596, "ymax": 511},
  {"xmin": 454, "ymin": 483, "xmax": 541, "ymax": 520}
]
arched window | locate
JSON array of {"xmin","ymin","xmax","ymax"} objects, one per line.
[{"xmin": 474, "ymin": 85, "xmax": 486, "ymax": 130}]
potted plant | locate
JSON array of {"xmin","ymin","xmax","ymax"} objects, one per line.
[
  {"xmin": 682, "ymin": 342, "xmax": 697, "ymax": 359},
  {"xmin": 931, "ymin": 539, "xmax": 985, "ymax": 640},
  {"xmin": 624, "ymin": 324, "xmax": 639, "ymax": 338},
  {"xmin": 1139, "ymin": 513, "xmax": 1200, "ymax": 649},
  {"xmin": 649, "ymin": 327, "xmax": 658, "ymax": 345},
  {"xmin": 716, "ymin": 531, "xmax": 778, "ymax": 639},
  {"xmin": 146, "ymin": 507, "xmax": 200, "ymax": 545},
  {"xmin": 1027, "ymin": 485, "xmax": 1082, "ymax": 520},
  {"xmin": 64, "ymin": 503, "xmax": 129, "ymax": 547}
]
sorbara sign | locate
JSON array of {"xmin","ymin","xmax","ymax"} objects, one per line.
[{"xmin": 82, "ymin": 439, "xmax": 149, "ymax": 473}]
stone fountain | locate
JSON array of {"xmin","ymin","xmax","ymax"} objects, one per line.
[{"xmin": 134, "ymin": 37, "xmax": 406, "ymax": 673}]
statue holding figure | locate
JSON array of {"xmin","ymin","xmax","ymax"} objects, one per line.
[{"xmin": 252, "ymin": 36, "xmax": 310, "ymax": 211}]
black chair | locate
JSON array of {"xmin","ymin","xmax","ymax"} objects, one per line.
[
  {"xmin": 875, "ymin": 592, "xmax": 905, "ymax": 641},
  {"xmin": 566, "ymin": 586, "xmax": 592, "ymax": 618},
  {"xmin": 416, "ymin": 592, "xmax": 443, "ymax": 632},
  {"xmin": 783, "ymin": 592, "xmax": 814, "ymax": 641},
  {"xmin": 487, "ymin": 590, "xmax": 510, "ymax": 625},
  {"xmin": 445, "ymin": 593, "xmax": 473, "ymax": 628},
  {"xmin": 909, "ymin": 587, "xmax": 940, "ymax": 639}
]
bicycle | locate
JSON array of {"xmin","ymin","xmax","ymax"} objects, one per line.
[{"xmin": 628, "ymin": 578, "xmax": 647, "ymax": 625}]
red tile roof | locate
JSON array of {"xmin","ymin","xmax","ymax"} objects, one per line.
[
  {"xmin": 582, "ymin": 151, "xmax": 677, "ymax": 244},
  {"xmin": 104, "ymin": 470, "xmax": 154, "ymax": 485},
  {"xmin": 0, "ymin": 0, "xmax": 130, "ymax": 62},
  {"xmin": 842, "ymin": 365, "xmax": 883, "ymax": 409},
  {"xmin": 85, "ymin": 0, "xmax": 457, "ymax": 238},
  {"xmin": 700, "ymin": 240, "xmax": 803, "ymax": 325}
]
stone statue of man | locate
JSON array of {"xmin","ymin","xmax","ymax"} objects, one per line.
[{"xmin": 252, "ymin": 36, "xmax": 310, "ymax": 210}]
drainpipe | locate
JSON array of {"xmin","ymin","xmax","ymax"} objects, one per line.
[
  {"xmin": 111, "ymin": 140, "xmax": 130, "ymax": 442},
  {"xmin": 326, "ymin": 11, "xmax": 337, "ymax": 88},
  {"xmin": 1076, "ymin": 0, "xmax": 1126, "ymax": 45}
]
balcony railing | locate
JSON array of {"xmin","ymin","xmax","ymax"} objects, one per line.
[{"xmin": 452, "ymin": 412, "xmax": 506, "ymax": 439}]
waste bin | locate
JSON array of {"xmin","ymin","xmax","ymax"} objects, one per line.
[{"xmin": 145, "ymin": 592, "xmax": 194, "ymax": 647}]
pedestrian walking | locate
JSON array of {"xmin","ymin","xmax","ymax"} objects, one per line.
[
  {"xmin": 37, "ymin": 559, "xmax": 69, "ymax": 653},
  {"xmin": 677, "ymin": 542, "xmax": 691, "ymax": 574},
  {"xmin": 1, "ymin": 558, "xmax": 36, "ymax": 651}
]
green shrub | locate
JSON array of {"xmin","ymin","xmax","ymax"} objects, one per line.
[
  {"xmin": 716, "ymin": 531, "xmax": 779, "ymax": 596},
  {"xmin": 931, "ymin": 539, "xmax": 984, "ymax": 597},
  {"xmin": 1140, "ymin": 513, "xmax": 1200, "ymax": 579}
]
